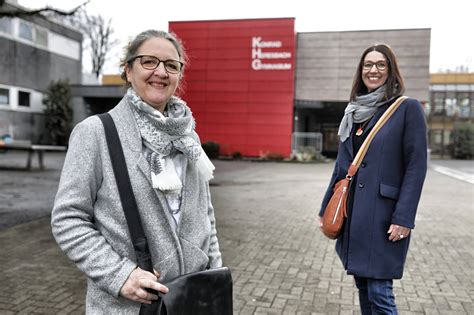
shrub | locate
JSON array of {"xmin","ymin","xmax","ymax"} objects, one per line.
[
  {"xmin": 295, "ymin": 146, "xmax": 318, "ymax": 162},
  {"xmin": 202, "ymin": 141, "xmax": 220, "ymax": 159},
  {"xmin": 260, "ymin": 151, "xmax": 284, "ymax": 161},
  {"xmin": 231, "ymin": 151, "xmax": 242, "ymax": 159},
  {"xmin": 451, "ymin": 122, "xmax": 474, "ymax": 159},
  {"xmin": 43, "ymin": 80, "xmax": 73, "ymax": 146}
]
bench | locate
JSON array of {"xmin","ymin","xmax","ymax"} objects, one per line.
[{"xmin": 0, "ymin": 141, "xmax": 67, "ymax": 170}]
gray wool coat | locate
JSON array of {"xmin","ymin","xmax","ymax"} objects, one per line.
[{"xmin": 51, "ymin": 97, "xmax": 222, "ymax": 314}]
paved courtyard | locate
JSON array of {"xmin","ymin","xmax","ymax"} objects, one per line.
[{"xmin": 0, "ymin": 152, "xmax": 472, "ymax": 314}]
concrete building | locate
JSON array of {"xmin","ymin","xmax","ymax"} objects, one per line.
[
  {"xmin": 0, "ymin": 1, "xmax": 442, "ymax": 159},
  {"xmin": 169, "ymin": 20, "xmax": 430, "ymax": 157},
  {"xmin": 0, "ymin": 1, "xmax": 82, "ymax": 142},
  {"xmin": 294, "ymin": 29, "xmax": 430, "ymax": 155},
  {"xmin": 66, "ymin": 18, "xmax": 432, "ymax": 158},
  {"xmin": 428, "ymin": 73, "xmax": 474, "ymax": 158}
]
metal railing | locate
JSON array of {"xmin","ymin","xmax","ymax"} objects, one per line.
[{"xmin": 291, "ymin": 132, "xmax": 323, "ymax": 160}]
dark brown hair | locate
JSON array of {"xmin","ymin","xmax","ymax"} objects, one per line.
[{"xmin": 350, "ymin": 43, "xmax": 405, "ymax": 101}]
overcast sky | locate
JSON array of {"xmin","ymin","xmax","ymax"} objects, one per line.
[{"xmin": 19, "ymin": 0, "xmax": 474, "ymax": 74}]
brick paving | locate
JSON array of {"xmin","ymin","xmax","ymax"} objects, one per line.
[{"xmin": 0, "ymin": 155, "xmax": 473, "ymax": 314}]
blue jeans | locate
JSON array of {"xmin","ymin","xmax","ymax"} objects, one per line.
[{"xmin": 354, "ymin": 276, "xmax": 398, "ymax": 314}]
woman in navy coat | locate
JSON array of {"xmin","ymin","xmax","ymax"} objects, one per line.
[{"xmin": 319, "ymin": 44, "xmax": 427, "ymax": 314}]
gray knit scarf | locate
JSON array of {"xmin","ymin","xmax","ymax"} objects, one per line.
[
  {"xmin": 338, "ymin": 85, "xmax": 391, "ymax": 142},
  {"xmin": 127, "ymin": 88, "xmax": 214, "ymax": 191}
]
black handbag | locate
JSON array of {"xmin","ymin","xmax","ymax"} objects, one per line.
[
  {"xmin": 98, "ymin": 113, "xmax": 233, "ymax": 315},
  {"xmin": 146, "ymin": 267, "xmax": 233, "ymax": 315}
]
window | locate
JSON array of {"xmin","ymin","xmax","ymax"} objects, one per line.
[
  {"xmin": 18, "ymin": 91, "xmax": 30, "ymax": 107},
  {"xmin": 432, "ymin": 92, "xmax": 445, "ymax": 116},
  {"xmin": 457, "ymin": 92, "xmax": 470, "ymax": 118},
  {"xmin": 445, "ymin": 92, "xmax": 457, "ymax": 117},
  {"xmin": 35, "ymin": 27, "xmax": 48, "ymax": 47},
  {"xmin": 471, "ymin": 92, "xmax": 474, "ymax": 118},
  {"xmin": 0, "ymin": 17, "xmax": 12, "ymax": 35},
  {"xmin": 18, "ymin": 20, "xmax": 34, "ymax": 42},
  {"xmin": 0, "ymin": 88, "xmax": 9, "ymax": 105}
]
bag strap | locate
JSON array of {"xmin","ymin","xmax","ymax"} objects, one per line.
[
  {"xmin": 97, "ymin": 113, "xmax": 154, "ymax": 273},
  {"xmin": 347, "ymin": 96, "xmax": 408, "ymax": 178}
]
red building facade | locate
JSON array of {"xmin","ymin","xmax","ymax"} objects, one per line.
[{"xmin": 169, "ymin": 18, "xmax": 296, "ymax": 157}]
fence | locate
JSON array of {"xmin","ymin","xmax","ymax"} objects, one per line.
[{"xmin": 291, "ymin": 132, "xmax": 323, "ymax": 160}]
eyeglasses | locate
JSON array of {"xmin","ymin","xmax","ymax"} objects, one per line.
[
  {"xmin": 362, "ymin": 61, "xmax": 388, "ymax": 71},
  {"xmin": 129, "ymin": 55, "xmax": 184, "ymax": 74}
]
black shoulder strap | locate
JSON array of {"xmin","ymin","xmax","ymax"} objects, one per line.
[{"xmin": 97, "ymin": 113, "xmax": 154, "ymax": 273}]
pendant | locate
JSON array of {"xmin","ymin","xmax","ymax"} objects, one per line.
[{"xmin": 356, "ymin": 128, "xmax": 363, "ymax": 136}]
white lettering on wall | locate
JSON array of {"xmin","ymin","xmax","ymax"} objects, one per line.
[
  {"xmin": 252, "ymin": 36, "xmax": 282, "ymax": 48},
  {"xmin": 252, "ymin": 48, "xmax": 292, "ymax": 59},
  {"xmin": 251, "ymin": 59, "xmax": 292, "ymax": 70},
  {"xmin": 251, "ymin": 36, "xmax": 292, "ymax": 71}
]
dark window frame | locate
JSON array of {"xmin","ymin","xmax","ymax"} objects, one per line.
[
  {"xmin": 18, "ymin": 90, "xmax": 30, "ymax": 107},
  {"xmin": 0, "ymin": 88, "xmax": 9, "ymax": 105}
]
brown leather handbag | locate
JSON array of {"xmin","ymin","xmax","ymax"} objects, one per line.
[{"xmin": 321, "ymin": 96, "xmax": 407, "ymax": 239}]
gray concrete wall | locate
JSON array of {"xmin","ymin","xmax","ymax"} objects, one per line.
[
  {"xmin": 295, "ymin": 29, "xmax": 431, "ymax": 102},
  {"xmin": 0, "ymin": 9, "xmax": 82, "ymax": 143},
  {"xmin": 0, "ymin": 38, "xmax": 81, "ymax": 91},
  {"xmin": 0, "ymin": 37, "xmax": 81, "ymax": 143},
  {"xmin": 1, "ymin": 2, "xmax": 82, "ymax": 42},
  {"xmin": 0, "ymin": 110, "xmax": 45, "ymax": 142}
]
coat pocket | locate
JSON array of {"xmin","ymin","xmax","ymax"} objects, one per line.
[
  {"xmin": 153, "ymin": 251, "xmax": 180, "ymax": 281},
  {"xmin": 379, "ymin": 183, "xmax": 400, "ymax": 200},
  {"xmin": 180, "ymin": 237, "xmax": 210, "ymax": 273}
]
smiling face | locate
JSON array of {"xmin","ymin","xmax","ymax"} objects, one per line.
[
  {"xmin": 362, "ymin": 51, "xmax": 388, "ymax": 92},
  {"xmin": 125, "ymin": 37, "xmax": 181, "ymax": 112}
]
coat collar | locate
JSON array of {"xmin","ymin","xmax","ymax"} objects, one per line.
[
  {"xmin": 108, "ymin": 97, "xmax": 142, "ymax": 152},
  {"xmin": 107, "ymin": 97, "xmax": 155, "ymax": 187},
  {"xmin": 110, "ymin": 99, "xmax": 154, "ymax": 186}
]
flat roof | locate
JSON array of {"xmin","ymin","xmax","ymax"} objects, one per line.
[{"xmin": 430, "ymin": 73, "xmax": 474, "ymax": 84}]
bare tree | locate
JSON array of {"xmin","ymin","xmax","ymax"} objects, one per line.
[
  {"xmin": 71, "ymin": 8, "xmax": 118, "ymax": 79},
  {"xmin": 0, "ymin": 0, "xmax": 89, "ymax": 18}
]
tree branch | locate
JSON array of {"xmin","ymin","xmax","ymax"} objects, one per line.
[{"xmin": 0, "ymin": 1, "xmax": 90, "ymax": 18}]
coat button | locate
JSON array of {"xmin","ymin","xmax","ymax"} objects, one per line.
[
  {"xmin": 361, "ymin": 162, "xmax": 366, "ymax": 168},
  {"xmin": 358, "ymin": 183, "xmax": 364, "ymax": 188}
]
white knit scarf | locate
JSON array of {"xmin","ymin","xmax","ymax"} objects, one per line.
[
  {"xmin": 127, "ymin": 88, "xmax": 215, "ymax": 192},
  {"xmin": 338, "ymin": 85, "xmax": 392, "ymax": 142}
]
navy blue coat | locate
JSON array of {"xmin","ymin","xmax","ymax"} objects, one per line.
[{"xmin": 319, "ymin": 97, "xmax": 427, "ymax": 279}]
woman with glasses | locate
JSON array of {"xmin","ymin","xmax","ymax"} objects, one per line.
[
  {"xmin": 319, "ymin": 44, "xmax": 427, "ymax": 314},
  {"xmin": 51, "ymin": 30, "xmax": 222, "ymax": 313}
]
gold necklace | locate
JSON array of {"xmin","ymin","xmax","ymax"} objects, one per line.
[{"xmin": 355, "ymin": 116, "xmax": 374, "ymax": 136}]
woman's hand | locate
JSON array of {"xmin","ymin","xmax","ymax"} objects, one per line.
[
  {"xmin": 387, "ymin": 224, "xmax": 411, "ymax": 242},
  {"xmin": 120, "ymin": 267, "xmax": 169, "ymax": 304}
]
